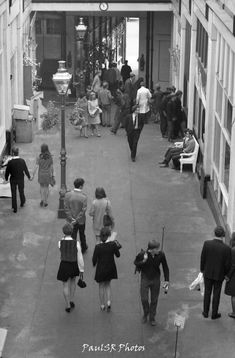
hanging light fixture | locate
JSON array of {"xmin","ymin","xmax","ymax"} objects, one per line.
[{"xmin": 75, "ymin": 17, "xmax": 87, "ymax": 41}]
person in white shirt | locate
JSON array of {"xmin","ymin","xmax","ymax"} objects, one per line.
[{"xmin": 136, "ymin": 81, "xmax": 152, "ymax": 124}]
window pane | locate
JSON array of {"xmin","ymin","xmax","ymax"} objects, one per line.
[
  {"xmin": 213, "ymin": 118, "xmax": 221, "ymax": 170},
  {"xmin": 223, "ymin": 141, "xmax": 230, "ymax": 190},
  {"xmin": 35, "ymin": 19, "xmax": 42, "ymax": 34},
  {"xmin": 224, "ymin": 98, "xmax": 232, "ymax": 137},
  {"xmin": 216, "ymin": 81, "xmax": 223, "ymax": 119},
  {"xmin": 46, "ymin": 19, "xmax": 61, "ymax": 35}
]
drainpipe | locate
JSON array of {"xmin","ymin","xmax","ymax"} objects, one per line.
[{"xmin": 145, "ymin": 12, "xmax": 151, "ymax": 87}]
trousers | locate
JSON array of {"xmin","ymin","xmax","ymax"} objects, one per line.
[
  {"xmin": 10, "ymin": 179, "xmax": 25, "ymax": 211},
  {"xmin": 140, "ymin": 275, "xmax": 160, "ymax": 320},
  {"xmin": 71, "ymin": 223, "xmax": 87, "ymax": 253},
  {"xmin": 203, "ymin": 277, "xmax": 223, "ymax": 316},
  {"xmin": 127, "ymin": 129, "xmax": 141, "ymax": 160}
]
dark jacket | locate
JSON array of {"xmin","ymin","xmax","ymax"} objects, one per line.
[
  {"xmin": 135, "ymin": 250, "xmax": 169, "ymax": 281},
  {"xmin": 125, "ymin": 112, "xmax": 144, "ymax": 135},
  {"xmin": 5, "ymin": 158, "xmax": 30, "ymax": 181},
  {"xmin": 92, "ymin": 241, "xmax": 120, "ymax": 283},
  {"xmin": 200, "ymin": 239, "xmax": 231, "ymax": 281}
]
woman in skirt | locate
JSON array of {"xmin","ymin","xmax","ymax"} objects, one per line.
[
  {"xmin": 92, "ymin": 227, "xmax": 120, "ymax": 311},
  {"xmin": 57, "ymin": 223, "xmax": 84, "ymax": 313}
]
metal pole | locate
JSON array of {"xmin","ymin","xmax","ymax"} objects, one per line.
[
  {"xmin": 161, "ymin": 226, "xmax": 165, "ymax": 251},
  {"xmin": 174, "ymin": 326, "xmax": 179, "ymax": 358},
  {"xmin": 58, "ymin": 93, "xmax": 67, "ymax": 218}
]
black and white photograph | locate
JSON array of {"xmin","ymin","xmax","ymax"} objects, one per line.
[{"xmin": 0, "ymin": 0, "xmax": 235, "ymax": 357}]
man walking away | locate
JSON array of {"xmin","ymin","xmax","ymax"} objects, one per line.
[
  {"xmin": 5, "ymin": 147, "xmax": 31, "ymax": 213},
  {"xmin": 64, "ymin": 178, "xmax": 88, "ymax": 254},
  {"xmin": 134, "ymin": 240, "xmax": 169, "ymax": 326},
  {"xmin": 200, "ymin": 226, "xmax": 231, "ymax": 319},
  {"xmin": 136, "ymin": 81, "xmax": 152, "ymax": 124},
  {"xmin": 121, "ymin": 60, "xmax": 132, "ymax": 84}
]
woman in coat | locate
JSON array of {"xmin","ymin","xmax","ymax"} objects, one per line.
[
  {"xmin": 57, "ymin": 223, "xmax": 84, "ymax": 313},
  {"xmin": 32, "ymin": 143, "xmax": 54, "ymax": 207},
  {"xmin": 92, "ymin": 227, "xmax": 120, "ymax": 311},
  {"xmin": 225, "ymin": 232, "xmax": 235, "ymax": 318},
  {"xmin": 89, "ymin": 187, "xmax": 114, "ymax": 243}
]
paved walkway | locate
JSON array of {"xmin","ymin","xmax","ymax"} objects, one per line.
[{"xmin": 0, "ymin": 99, "xmax": 235, "ymax": 358}]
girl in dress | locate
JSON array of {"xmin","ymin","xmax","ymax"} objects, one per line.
[
  {"xmin": 88, "ymin": 91, "xmax": 101, "ymax": 137},
  {"xmin": 71, "ymin": 94, "xmax": 89, "ymax": 138},
  {"xmin": 57, "ymin": 223, "xmax": 84, "ymax": 313},
  {"xmin": 92, "ymin": 227, "xmax": 120, "ymax": 311}
]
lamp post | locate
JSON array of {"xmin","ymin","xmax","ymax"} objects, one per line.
[
  {"xmin": 52, "ymin": 60, "xmax": 72, "ymax": 218},
  {"xmin": 75, "ymin": 17, "xmax": 87, "ymax": 96}
]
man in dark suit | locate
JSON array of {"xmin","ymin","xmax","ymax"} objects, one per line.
[
  {"xmin": 125, "ymin": 105, "xmax": 145, "ymax": 162},
  {"xmin": 5, "ymin": 147, "xmax": 31, "ymax": 213},
  {"xmin": 64, "ymin": 178, "xmax": 88, "ymax": 253},
  {"xmin": 200, "ymin": 226, "xmax": 231, "ymax": 319}
]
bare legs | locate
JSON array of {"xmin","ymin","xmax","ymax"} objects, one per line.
[
  {"xmin": 40, "ymin": 184, "xmax": 49, "ymax": 206},
  {"xmin": 99, "ymin": 281, "xmax": 111, "ymax": 311},
  {"xmin": 63, "ymin": 278, "xmax": 76, "ymax": 312},
  {"xmin": 90, "ymin": 124, "xmax": 101, "ymax": 137}
]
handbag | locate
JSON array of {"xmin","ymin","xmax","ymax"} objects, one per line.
[
  {"xmin": 49, "ymin": 175, "xmax": 56, "ymax": 187},
  {"xmin": 189, "ymin": 272, "xmax": 204, "ymax": 296},
  {"xmin": 77, "ymin": 278, "xmax": 87, "ymax": 288},
  {"xmin": 114, "ymin": 239, "xmax": 122, "ymax": 250}
]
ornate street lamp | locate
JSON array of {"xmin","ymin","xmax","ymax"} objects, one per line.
[
  {"xmin": 52, "ymin": 60, "xmax": 72, "ymax": 218},
  {"xmin": 75, "ymin": 17, "xmax": 87, "ymax": 41}
]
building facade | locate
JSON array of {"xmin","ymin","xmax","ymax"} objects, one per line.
[{"xmin": 171, "ymin": 0, "xmax": 235, "ymax": 234}]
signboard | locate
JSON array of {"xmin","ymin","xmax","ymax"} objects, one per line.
[{"xmin": 174, "ymin": 314, "xmax": 185, "ymax": 329}]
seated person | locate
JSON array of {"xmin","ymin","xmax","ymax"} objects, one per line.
[{"xmin": 158, "ymin": 129, "xmax": 195, "ymax": 168}]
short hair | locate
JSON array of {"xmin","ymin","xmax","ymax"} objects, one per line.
[
  {"xmin": 148, "ymin": 240, "xmax": 160, "ymax": 250},
  {"xmin": 41, "ymin": 143, "xmax": 49, "ymax": 154},
  {"xmin": 12, "ymin": 147, "xmax": 19, "ymax": 156},
  {"xmin": 95, "ymin": 187, "xmax": 106, "ymax": 199},
  {"xmin": 214, "ymin": 226, "xmax": 225, "ymax": 238},
  {"xmin": 230, "ymin": 232, "xmax": 235, "ymax": 248},
  {"xmin": 100, "ymin": 227, "xmax": 111, "ymax": 242},
  {"xmin": 103, "ymin": 81, "xmax": 109, "ymax": 89},
  {"xmin": 175, "ymin": 90, "xmax": 183, "ymax": 96},
  {"xmin": 89, "ymin": 91, "xmax": 96, "ymax": 100},
  {"xmin": 74, "ymin": 178, "xmax": 85, "ymax": 189},
  {"xmin": 62, "ymin": 223, "xmax": 73, "ymax": 236}
]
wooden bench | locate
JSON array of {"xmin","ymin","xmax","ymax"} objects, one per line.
[{"xmin": 179, "ymin": 136, "xmax": 199, "ymax": 173}]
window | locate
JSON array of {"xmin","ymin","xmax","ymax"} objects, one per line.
[
  {"xmin": 35, "ymin": 19, "xmax": 42, "ymax": 35},
  {"xmin": 223, "ymin": 141, "xmax": 230, "ymax": 191},
  {"xmin": 196, "ymin": 19, "xmax": 208, "ymax": 69},
  {"xmin": 216, "ymin": 80, "xmax": 223, "ymax": 119},
  {"xmin": 224, "ymin": 98, "xmax": 232, "ymax": 137},
  {"xmin": 46, "ymin": 19, "xmax": 61, "ymax": 35},
  {"xmin": 213, "ymin": 118, "xmax": 221, "ymax": 171}
]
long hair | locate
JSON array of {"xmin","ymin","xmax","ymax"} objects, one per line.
[{"xmin": 40, "ymin": 144, "xmax": 51, "ymax": 160}]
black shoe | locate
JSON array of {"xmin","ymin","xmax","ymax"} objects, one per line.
[
  {"xmin": 40, "ymin": 201, "xmax": 43, "ymax": 207},
  {"xmin": 44, "ymin": 203, "xmax": 48, "ymax": 207},
  {"xmin": 82, "ymin": 245, "xmax": 88, "ymax": 254},
  {"xmin": 202, "ymin": 312, "xmax": 208, "ymax": 318},
  {"xmin": 107, "ymin": 304, "xmax": 111, "ymax": 312},
  {"xmin": 211, "ymin": 313, "xmax": 221, "ymax": 320},
  {"xmin": 70, "ymin": 301, "xmax": 75, "ymax": 309},
  {"xmin": 65, "ymin": 307, "xmax": 71, "ymax": 313},
  {"xmin": 20, "ymin": 202, "xmax": 25, "ymax": 207},
  {"xmin": 13, "ymin": 209, "xmax": 17, "ymax": 213},
  {"xmin": 131, "ymin": 157, "xmax": 136, "ymax": 162}
]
